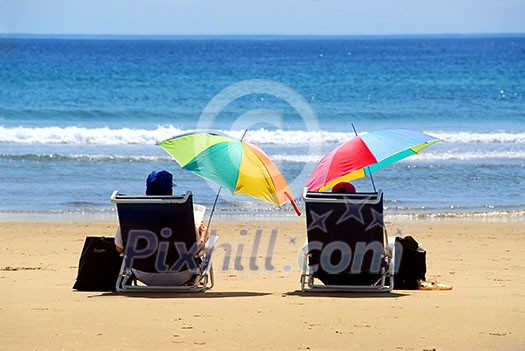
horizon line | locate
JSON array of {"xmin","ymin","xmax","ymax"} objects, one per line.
[{"xmin": 2, "ymin": 32, "xmax": 525, "ymax": 40}]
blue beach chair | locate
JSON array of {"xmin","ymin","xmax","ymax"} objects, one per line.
[
  {"xmin": 301, "ymin": 191, "xmax": 394, "ymax": 292},
  {"xmin": 110, "ymin": 191, "xmax": 217, "ymax": 292}
]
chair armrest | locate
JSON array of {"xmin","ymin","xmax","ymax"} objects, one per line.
[{"xmin": 205, "ymin": 234, "xmax": 219, "ymax": 252}]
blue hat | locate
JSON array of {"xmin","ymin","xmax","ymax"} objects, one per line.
[{"xmin": 146, "ymin": 170, "xmax": 174, "ymax": 195}]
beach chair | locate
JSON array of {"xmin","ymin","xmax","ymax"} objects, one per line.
[
  {"xmin": 110, "ymin": 191, "xmax": 217, "ymax": 292},
  {"xmin": 300, "ymin": 191, "xmax": 393, "ymax": 292}
]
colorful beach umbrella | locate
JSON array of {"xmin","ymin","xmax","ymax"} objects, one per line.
[
  {"xmin": 305, "ymin": 129, "xmax": 441, "ymax": 192},
  {"xmin": 158, "ymin": 131, "xmax": 301, "ymax": 215}
]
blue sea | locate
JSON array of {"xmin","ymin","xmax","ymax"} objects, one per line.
[{"xmin": 1, "ymin": 35, "xmax": 524, "ymax": 221}]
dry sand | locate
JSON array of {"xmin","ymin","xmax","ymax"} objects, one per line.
[{"xmin": 1, "ymin": 219, "xmax": 524, "ymax": 350}]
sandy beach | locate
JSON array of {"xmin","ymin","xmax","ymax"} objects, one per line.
[{"xmin": 1, "ymin": 219, "xmax": 524, "ymax": 350}]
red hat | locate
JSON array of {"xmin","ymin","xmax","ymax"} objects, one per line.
[{"xmin": 332, "ymin": 182, "xmax": 356, "ymax": 193}]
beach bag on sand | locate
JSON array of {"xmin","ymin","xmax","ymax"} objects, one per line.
[
  {"xmin": 394, "ymin": 236, "xmax": 427, "ymax": 289},
  {"xmin": 73, "ymin": 236, "xmax": 123, "ymax": 291}
]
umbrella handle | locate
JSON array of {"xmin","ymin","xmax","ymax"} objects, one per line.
[{"xmin": 285, "ymin": 191, "xmax": 302, "ymax": 216}]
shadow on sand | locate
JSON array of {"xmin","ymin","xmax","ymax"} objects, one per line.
[
  {"xmin": 87, "ymin": 291, "xmax": 271, "ymax": 299},
  {"xmin": 285, "ymin": 290, "xmax": 409, "ymax": 299}
]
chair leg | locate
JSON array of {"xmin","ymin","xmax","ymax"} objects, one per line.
[
  {"xmin": 115, "ymin": 259, "xmax": 126, "ymax": 292},
  {"xmin": 208, "ymin": 265, "xmax": 214, "ymax": 290}
]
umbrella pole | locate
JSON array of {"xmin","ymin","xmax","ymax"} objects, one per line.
[
  {"xmin": 285, "ymin": 191, "xmax": 302, "ymax": 216},
  {"xmin": 204, "ymin": 186, "xmax": 222, "ymax": 242},
  {"xmin": 351, "ymin": 123, "xmax": 377, "ymax": 192},
  {"xmin": 368, "ymin": 170, "xmax": 377, "ymax": 192}
]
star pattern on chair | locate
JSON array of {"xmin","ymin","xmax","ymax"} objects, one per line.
[
  {"xmin": 365, "ymin": 207, "xmax": 385, "ymax": 232},
  {"xmin": 335, "ymin": 199, "xmax": 366, "ymax": 225},
  {"xmin": 307, "ymin": 209, "xmax": 333, "ymax": 234}
]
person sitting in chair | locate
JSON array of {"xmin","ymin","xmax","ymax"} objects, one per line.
[{"xmin": 114, "ymin": 170, "xmax": 206, "ymax": 286}]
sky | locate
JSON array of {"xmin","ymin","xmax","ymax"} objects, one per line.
[{"xmin": 1, "ymin": 0, "xmax": 524, "ymax": 36}]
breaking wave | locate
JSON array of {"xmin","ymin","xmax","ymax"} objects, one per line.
[
  {"xmin": 2, "ymin": 149, "xmax": 523, "ymax": 163},
  {"xmin": 1, "ymin": 125, "xmax": 525, "ymax": 146},
  {"xmin": 0, "ymin": 153, "xmax": 171, "ymax": 162}
]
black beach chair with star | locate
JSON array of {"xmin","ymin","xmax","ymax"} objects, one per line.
[
  {"xmin": 300, "ymin": 191, "xmax": 393, "ymax": 292},
  {"xmin": 111, "ymin": 191, "xmax": 217, "ymax": 292}
]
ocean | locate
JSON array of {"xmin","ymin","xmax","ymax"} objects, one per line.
[{"xmin": 1, "ymin": 35, "xmax": 524, "ymax": 221}]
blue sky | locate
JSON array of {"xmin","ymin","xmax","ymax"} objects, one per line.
[{"xmin": 1, "ymin": 0, "xmax": 524, "ymax": 36}]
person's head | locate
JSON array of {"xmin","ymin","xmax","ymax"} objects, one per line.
[
  {"xmin": 332, "ymin": 182, "xmax": 356, "ymax": 194},
  {"xmin": 146, "ymin": 170, "xmax": 174, "ymax": 195}
]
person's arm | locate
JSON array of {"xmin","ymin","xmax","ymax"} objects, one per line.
[
  {"xmin": 198, "ymin": 223, "xmax": 207, "ymax": 238},
  {"xmin": 196, "ymin": 223, "xmax": 207, "ymax": 252},
  {"xmin": 115, "ymin": 226, "xmax": 124, "ymax": 253}
]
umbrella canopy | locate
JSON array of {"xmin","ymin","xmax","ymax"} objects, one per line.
[
  {"xmin": 158, "ymin": 131, "xmax": 300, "ymax": 215},
  {"xmin": 305, "ymin": 129, "xmax": 441, "ymax": 192}
]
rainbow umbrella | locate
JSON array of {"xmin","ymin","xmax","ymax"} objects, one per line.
[
  {"xmin": 305, "ymin": 129, "xmax": 441, "ymax": 192},
  {"xmin": 158, "ymin": 131, "xmax": 301, "ymax": 215}
]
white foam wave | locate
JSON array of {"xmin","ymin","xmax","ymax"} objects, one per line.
[
  {"xmin": 411, "ymin": 150, "xmax": 525, "ymax": 161},
  {"xmin": 0, "ymin": 153, "xmax": 172, "ymax": 162},
  {"xmin": 0, "ymin": 125, "xmax": 181, "ymax": 145},
  {"xmin": 269, "ymin": 154, "xmax": 324, "ymax": 163},
  {"xmin": 1, "ymin": 150, "xmax": 523, "ymax": 164},
  {"xmin": 2, "ymin": 150, "xmax": 523, "ymax": 164},
  {"xmin": 269, "ymin": 150, "xmax": 525, "ymax": 163},
  {"xmin": 0, "ymin": 125, "xmax": 354, "ymax": 145},
  {"xmin": 426, "ymin": 131, "xmax": 525, "ymax": 144},
  {"xmin": 1, "ymin": 125, "xmax": 524, "ymax": 146}
]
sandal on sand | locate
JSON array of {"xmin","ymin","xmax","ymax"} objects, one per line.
[{"xmin": 417, "ymin": 279, "xmax": 453, "ymax": 291}]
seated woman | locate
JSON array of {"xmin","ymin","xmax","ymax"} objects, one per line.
[
  {"xmin": 331, "ymin": 182, "xmax": 356, "ymax": 193},
  {"xmin": 114, "ymin": 170, "xmax": 206, "ymax": 286}
]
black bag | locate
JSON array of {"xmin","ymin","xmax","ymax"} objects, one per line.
[
  {"xmin": 394, "ymin": 236, "xmax": 427, "ymax": 289},
  {"xmin": 73, "ymin": 236, "xmax": 123, "ymax": 291}
]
